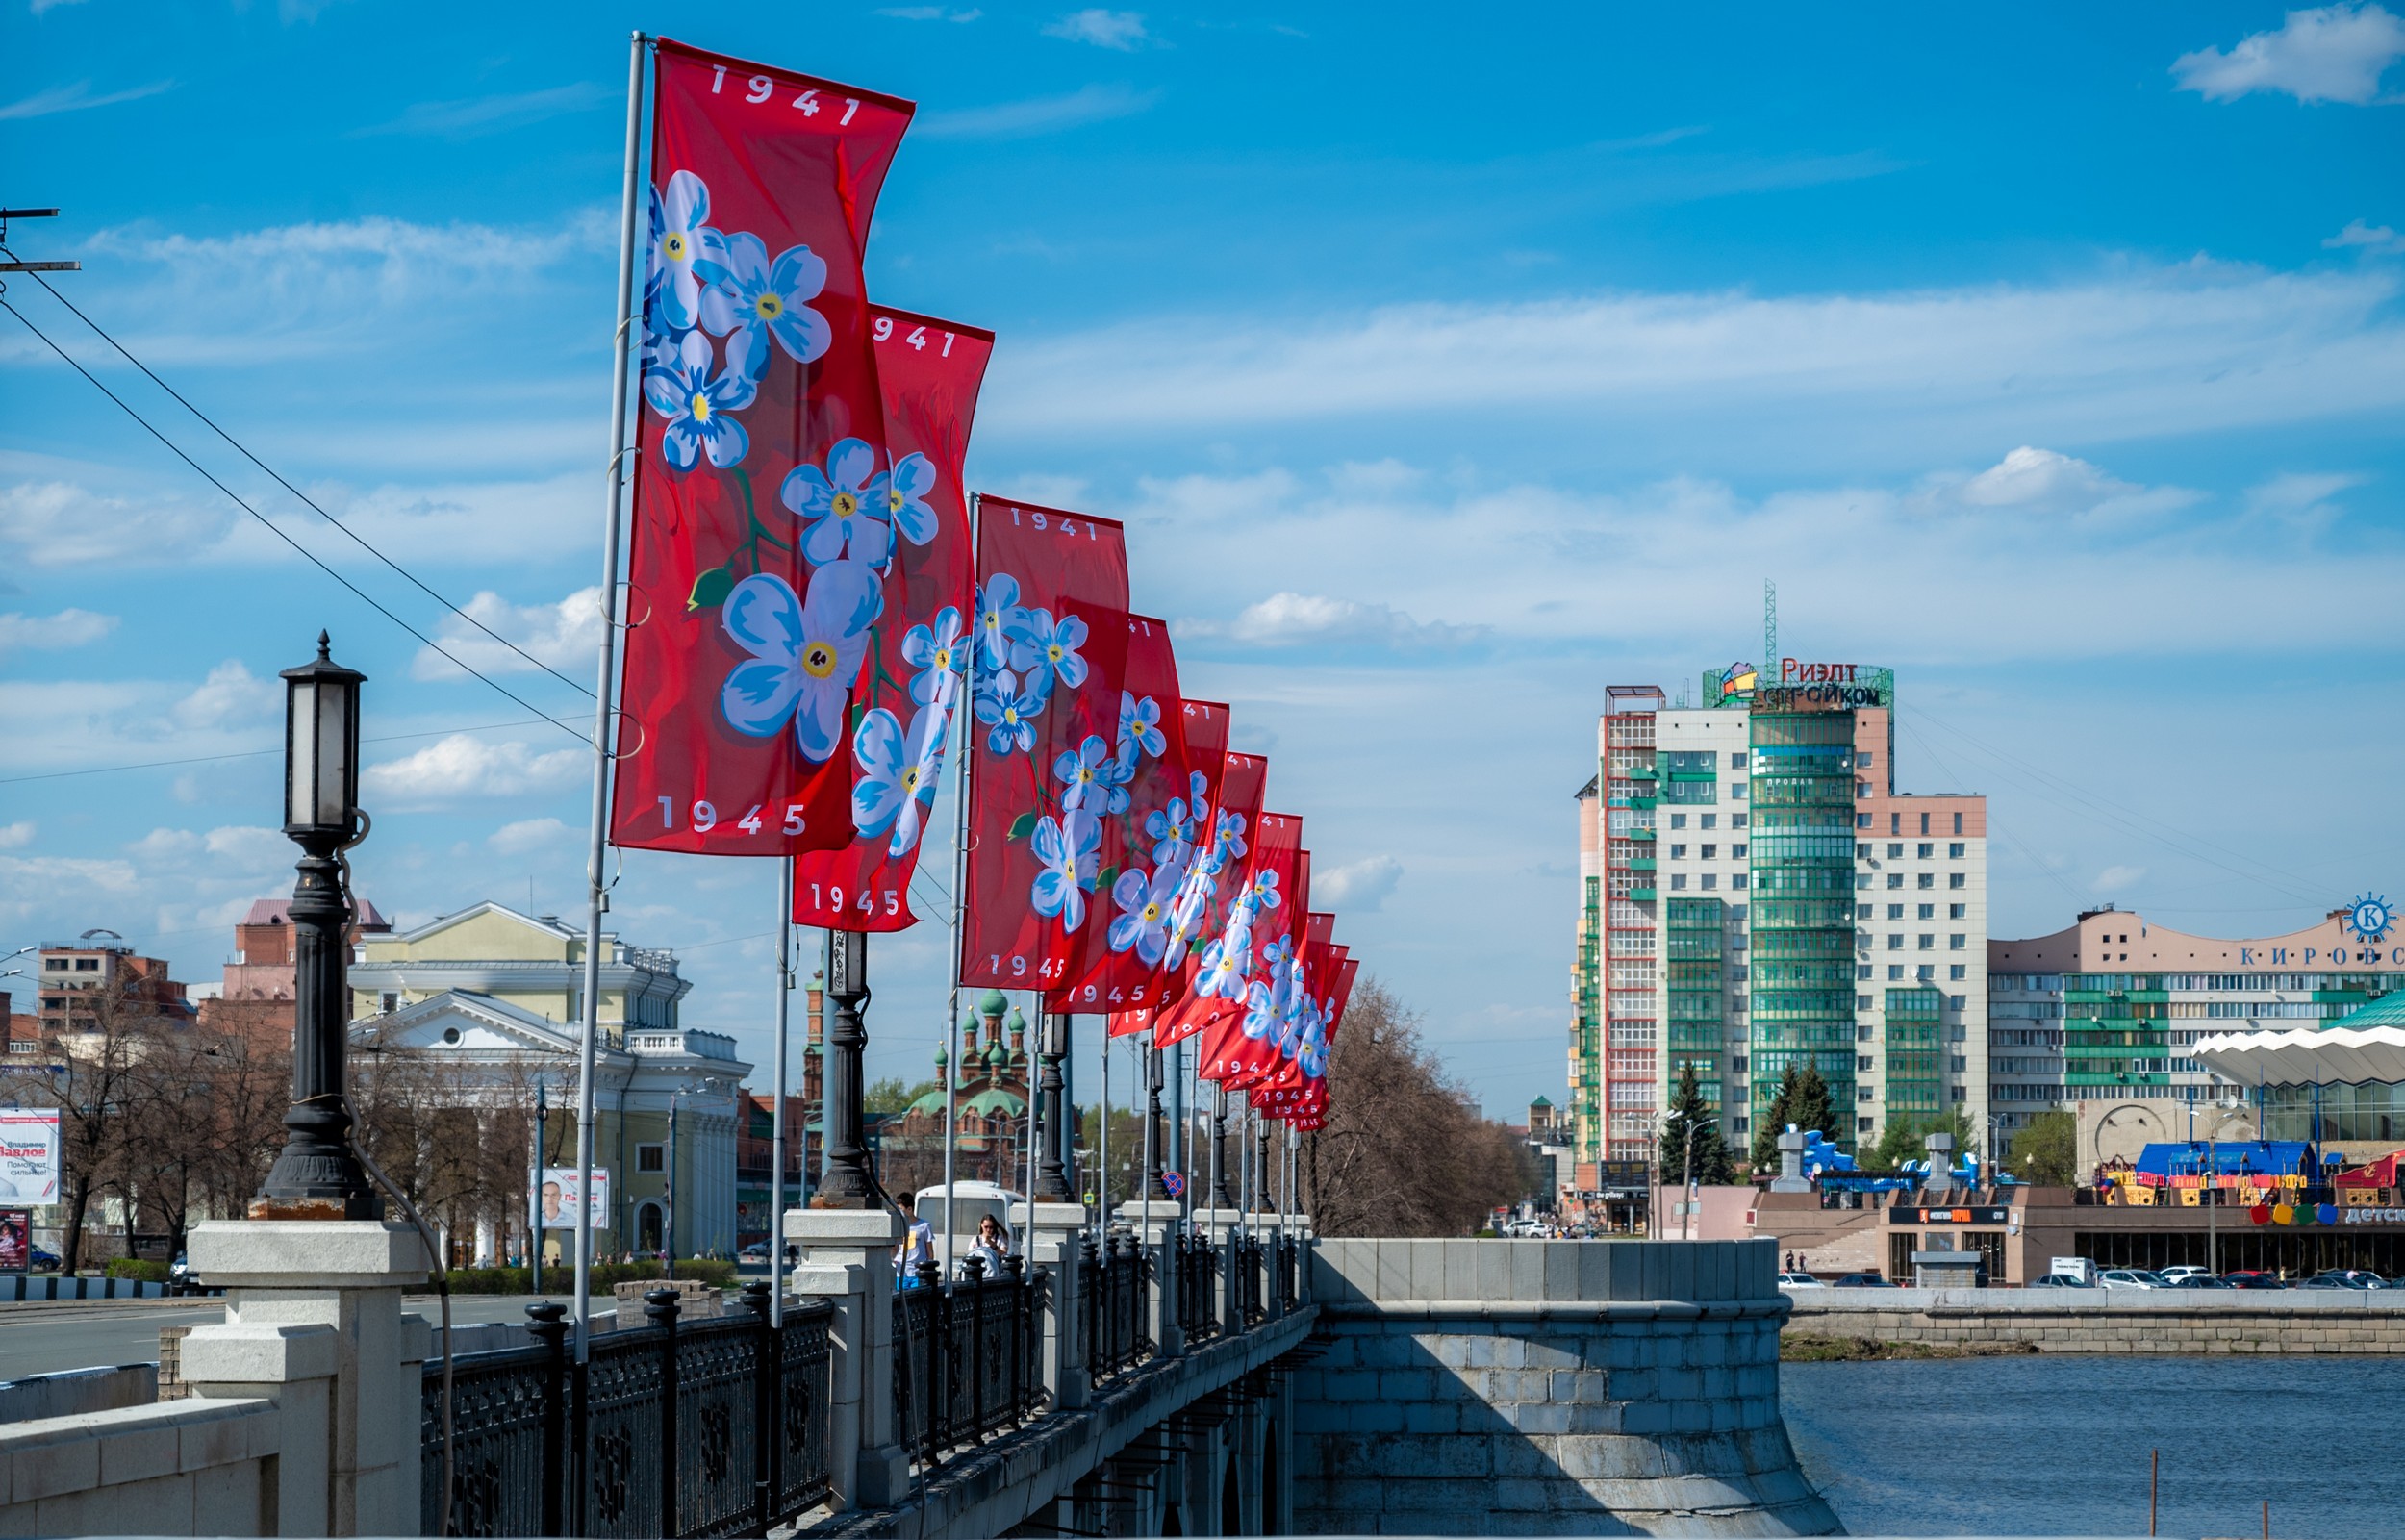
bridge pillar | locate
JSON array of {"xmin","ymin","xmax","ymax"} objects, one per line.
[
  {"xmin": 1117, "ymin": 1197, "xmax": 1184, "ymax": 1358},
  {"xmin": 1013, "ymin": 1199, "xmax": 1091, "ymax": 1410},
  {"xmin": 785, "ymin": 1206, "xmax": 910, "ymax": 1510}
]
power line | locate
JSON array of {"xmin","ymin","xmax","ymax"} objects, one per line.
[
  {"xmin": 1, "ymin": 252, "xmax": 595, "ymax": 701},
  {"xmin": 1894, "ymin": 716, "xmax": 2087, "ymax": 909},
  {"xmin": 2, "ymin": 297, "xmax": 589, "ymax": 744}
]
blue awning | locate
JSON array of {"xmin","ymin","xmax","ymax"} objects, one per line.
[{"xmin": 2134, "ymin": 1141, "xmax": 2313, "ymax": 1178}]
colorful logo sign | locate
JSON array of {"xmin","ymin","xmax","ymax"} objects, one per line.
[
  {"xmin": 1716, "ymin": 661, "xmax": 1758, "ymax": 703},
  {"xmin": 2345, "ymin": 894, "xmax": 2393, "ymax": 945}
]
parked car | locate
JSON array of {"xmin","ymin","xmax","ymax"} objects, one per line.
[
  {"xmin": 1830, "ymin": 1273, "xmax": 1898, "ymax": 1288},
  {"xmin": 738, "ymin": 1242, "xmax": 770, "ymax": 1264},
  {"xmin": 2027, "ymin": 1272, "xmax": 2094, "ymax": 1289},
  {"xmin": 29, "ymin": 1247, "xmax": 61, "ymax": 1274},
  {"xmin": 2098, "ymin": 1268, "xmax": 2169, "ymax": 1290},
  {"xmin": 2168, "ymin": 1274, "xmax": 2234, "ymax": 1288},
  {"xmin": 2158, "ymin": 1265, "xmax": 2211, "ymax": 1282},
  {"xmin": 2222, "ymin": 1271, "xmax": 2287, "ymax": 1289},
  {"xmin": 2300, "ymin": 1269, "xmax": 2386, "ymax": 1290},
  {"xmin": 1776, "ymin": 1272, "xmax": 1825, "ymax": 1288}
]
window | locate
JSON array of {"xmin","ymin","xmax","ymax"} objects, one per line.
[
  {"xmin": 1858, "ymin": 1086, "xmax": 1875, "ymax": 1101},
  {"xmin": 1950, "ymin": 1086, "xmax": 1967, "ymax": 1103},
  {"xmin": 1857, "ymin": 781, "xmax": 1870, "ymax": 798},
  {"xmin": 1730, "ymin": 752, "xmax": 1746, "ymax": 770},
  {"xmin": 1730, "ymin": 904, "xmax": 1748, "ymax": 920},
  {"xmin": 1887, "ymin": 843, "xmax": 1904, "ymax": 858},
  {"xmin": 1887, "ymin": 935, "xmax": 1904, "ymax": 950},
  {"xmin": 1670, "ymin": 874, "xmax": 1688, "ymax": 891},
  {"xmin": 74, "ymin": 958, "xmax": 99, "ymax": 972},
  {"xmin": 1858, "ymin": 1024, "xmax": 1876, "ymax": 1041},
  {"xmin": 1732, "ymin": 844, "xmax": 1747, "ymax": 858},
  {"xmin": 1890, "ymin": 813, "xmax": 1901, "ymax": 835},
  {"xmin": 1949, "ymin": 872, "xmax": 1966, "ymax": 890},
  {"xmin": 6, "ymin": 1042, "xmax": 29, "ymax": 1054},
  {"xmin": 1917, "ymin": 966, "xmax": 1936, "ymax": 982},
  {"xmin": 1858, "ymin": 1055, "xmax": 1876, "ymax": 1073},
  {"xmin": 1917, "ymin": 843, "xmax": 1933, "ymax": 859},
  {"xmin": 1953, "ymin": 813, "xmax": 1962, "ymax": 835},
  {"xmin": 1919, "ymin": 813, "xmax": 1931, "ymax": 835},
  {"xmin": 637, "ymin": 1144, "xmax": 666, "ymax": 1174},
  {"xmin": 380, "ymin": 992, "xmax": 399, "ymax": 1014},
  {"xmin": 1949, "ymin": 966, "xmax": 1966, "ymax": 982},
  {"xmin": 1669, "ymin": 844, "xmax": 1687, "ymax": 858},
  {"xmin": 1949, "ymin": 903, "xmax": 1965, "ymax": 920},
  {"xmin": 1856, "ymin": 873, "xmax": 1872, "ymax": 889},
  {"xmin": 1949, "ymin": 995, "xmax": 1967, "ymax": 1009},
  {"xmin": 1731, "ymin": 814, "xmax": 1747, "ymax": 829},
  {"xmin": 1856, "ymin": 814, "xmax": 1872, "ymax": 829},
  {"xmin": 42, "ymin": 959, "xmax": 65, "ymax": 972},
  {"xmin": 1949, "ymin": 934, "xmax": 1966, "ymax": 950},
  {"xmin": 1669, "ymin": 814, "xmax": 1687, "ymax": 829},
  {"xmin": 1734, "ymin": 1115, "xmax": 1751, "ymax": 1132},
  {"xmin": 1857, "ymin": 843, "xmax": 1872, "ymax": 859},
  {"xmin": 1887, "ymin": 966, "xmax": 1905, "ymax": 980},
  {"xmin": 1886, "ymin": 873, "xmax": 1904, "ymax": 890},
  {"xmin": 1917, "ymin": 934, "xmax": 1935, "ymax": 950},
  {"xmin": 1731, "ymin": 783, "xmax": 1747, "ymax": 800},
  {"xmin": 1860, "ymin": 750, "xmax": 1875, "ymax": 767},
  {"xmin": 1700, "ymin": 844, "xmax": 1717, "ymax": 859},
  {"xmin": 1858, "ymin": 1116, "xmax": 1875, "ymax": 1132},
  {"xmin": 1886, "ymin": 904, "xmax": 1904, "ymax": 920},
  {"xmin": 1858, "ymin": 994, "xmax": 1873, "ymax": 1009},
  {"xmin": 1700, "ymin": 814, "xmax": 1717, "ymax": 830},
  {"xmin": 1948, "ymin": 842, "xmax": 1964, "ymax": 858},
  {"xmin": 1857, "ymin": 904, "xmax": 1874, "ymax": 920},
  {"xmin": 1917, "ymin": 873, "xmax": 1935, "ymax": 890},
  {"xmin": 1916, "ymin": 903, "xmax": 1934, "ymax": 920},
  {"xmin": 1857, "ymin": 964, "xmax": 1874, "ymax": 980},
  {"xmin": 1700, "ymin": 874, "xmax": 1717, "ymax": 890},
  {"xmin": 1732, "ymin": 874, "xmax": 1748, "ymax": 890}
]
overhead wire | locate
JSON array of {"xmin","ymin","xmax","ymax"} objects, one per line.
[
  {"xmin": 0, "ymin": 251, "xmax": 595, "ymax": 701},
  {"xmin": 1, "ymin": 296, "xmax": 590, "ymax": 744},
  {"xmin": 1893, "ymin": 716, "xmax": 2087, "ymax": 909}
]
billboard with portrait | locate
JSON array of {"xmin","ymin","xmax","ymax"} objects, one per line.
[
  {"xmin": 0, "ymin": 1110, "xmax": 60, "ymax": 1204},
  {"xmin": 536, "ymin": 1168, "xmax": 610, "ymax": 1229}
]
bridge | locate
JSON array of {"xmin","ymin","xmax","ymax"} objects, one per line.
[{"xmin": 0, "ymin": 1216, "xmax": 1834, "ymax": 1538}]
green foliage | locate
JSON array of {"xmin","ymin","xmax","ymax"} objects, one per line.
[
  {"xmin": 1750, "ymin": 1064, "xmax": 1801, "ymax": 1174},
  {"xmin": 2009, "ymin": 1109, "xmax": 2079, "ymax": 1187},
  {"xmin": 686, "ymin": 566, "xmax": 734, "ymax": 612},
  {"xmin": 1748, "ymin": 1062, "xmax": 1844, "ymax": 1173},
  {"xmin": 1868, "ymin": 1117, "xmax": 1925, "ymax": 1171},
  {"xmin": 866, "ymin": 1077, "xmax": 938, "ymax": 1116},
  {"xmin": 1658, "ymin": 1062, "xmax": 1736, "ymax": 1186},
  {"xmin": 106, "ymin": 1258, "xmax": 169, "ymax": 1282}
]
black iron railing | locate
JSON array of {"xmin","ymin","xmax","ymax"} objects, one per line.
[
  {"xmin": 1174, "ymin": 1229, "xmax": 1221, "ymax": 1344},
  {"xmin": 1277, "ymin": 1233, "xmax": 1299, "ymax": 1312},
  {"xmin": 422, "ymin": 1285, "xmax": 833, "ymax": 1540},
  {"xmin": 1080, "ymin": 1231, "xmax": 1152, "ymax": 1384},
  {"xmin": 890, "ymin": 1260, "xmax": 1046, "ymax": 1466},
  {"xmin": 1231, "ymin": 1234, "xmax": 1266, "ymax": 1326}
]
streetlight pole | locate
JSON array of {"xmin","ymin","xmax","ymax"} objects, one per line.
[
  {"xmin": 815, "ymin": 930, "xmax": 875, "ymax": 1206},
  {"xmin": 252, "ymin": 633, "xmax": 380, "ymax": 1221},
  {"xmin": 532, "ymin": 1080, "xmax": 547, "ymax": 1293},
  {"xmin": 1033, "ymin": 1014, "xmax": 1072, "ymax": 1201}
]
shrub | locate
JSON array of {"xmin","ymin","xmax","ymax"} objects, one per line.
[{"xmin": 106, "ymin": 1259, "xmax": 171, "ymax": 1282}]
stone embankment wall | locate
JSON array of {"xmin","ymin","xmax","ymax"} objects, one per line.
[
  {"xmin": 1292, "ymin": 1238, "xmax": 1838, "ymax": 1537},
  {"xmin": 1785, "ymin": 1289, "xmax": 2405, "ymax": 1353}
]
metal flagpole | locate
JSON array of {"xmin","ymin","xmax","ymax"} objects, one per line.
[
  {"xmin": 1097, "ymin": 1022, "xmax": 1110, "ymax": 1245},
  {"xmin": 572, "ymin": 27, "xmax": 647, "ymax": 1364},
  {"xmin": 770, "ymin": 857, "xmax": 791, "ymax": 1325},
  {"xmin": 939, "ymin": 492, "xmax": 977, "ymax": 1282}
]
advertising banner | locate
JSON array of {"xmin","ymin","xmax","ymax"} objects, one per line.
[
  {"xmin": 0, "ymin": 1211, "xmax": 27, "ymax": 1275},
  {"xmin": 537, "ymin": 1167, "xmax": 612, "ymax": 1229},
  {"xmin": 792, "ymin": 307, "xmax": 993, "ymax": 931},
  {"xmin": 0, "ymin": 1109, "xmax": 60, "ymax": 1204},
  {"xmin": 957, "ymin": 499, "xmax": 1131, "ymax": 988},
  {"xmin": 612, "ymin": 39, "xmax": 914, "ymax": 857}
]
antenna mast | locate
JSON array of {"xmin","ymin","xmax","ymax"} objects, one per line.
[{"xmin": 1762, "ymin": 579, "xmax": 1777, "ymax": 675}]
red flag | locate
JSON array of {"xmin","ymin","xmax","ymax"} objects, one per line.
[
  {"xmin": 1190, "ymin": 812, "xmax": 1304, "ymax": 1081},
  {"xmin": 1264, "ymin": 947, "xmax": 1353, "ymax": 1117},
  {"xmin": 1043, "ymin": 618, "xmax": 1195, "ymax": 1014},
  {"xmin": 957, "ymin": 499, "xmax": 1131, "ymax": 989},
  {"xmin": 790, "ymin": 308, "xmax": 993, "ymax": 931},
  {"xmin": 1226, "ymin": 909, "xmax": 1331, "ymax": 1097},
  {"xmin": 611, "ymin": 42, "xmax": 913, "ymax": 857},
  {"xmin": 1144, "ymin": 750, "xmax": 1267, "ymax": 1044}
]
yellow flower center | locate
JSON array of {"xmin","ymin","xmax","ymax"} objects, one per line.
[
  {"xmin": 690, "ymin": 392, "xmax": 712, "ymax": 423},
  {"xmin": 1142, "ymin": 903, "xmax": 1162, "ymax": 923},
  {"xmin": 1076, "ymin": 767, "xmax": 1094, "ymax": 785},
  {"xmin": 1048, "ymin": 644, "xmax": 1064, "ymax": 663},
  {"xmin": 800, "ymin": 642, "xmax": 838, "ymax": 680},
  {"xmin": 888, "ymin": 488, "xmax": 906, "ymax": 515},
  {"xmin": 901, "ymin": 766, "xmax": 920, "ymax": 793},
  {"xmin": 932, "ymin": 646, "xmax": 952, "ymax": 671},
  {"xmin": 831, "ymin": 492, "xmax": 858, "ymax": 520},
  {"xmin": 664, "ymin": 233, "xmax": 687, "ymax": 261},
  {"xmin": 1003, "ymin": 706, "xmax": 1020, "ymax": 726},
  {"xmin": 756, "ymin": 293, "xmax": 782, "ymax": 319}
]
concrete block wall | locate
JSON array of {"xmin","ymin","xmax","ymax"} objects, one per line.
[
  {"xmin": 0, "ymin": 1396, "xmax": 279, "ymax": 1535},
  {"xmin": 0, "ymin": 1365, "xmax": 157, "ymax": 1425},
  {"xmin": 1294, "ymin": 1240, "xmax": 1836, "ymax": 1536},
  {"xmin": 1785, "ymin": 1291, "xmax": 2405, "ymax": 1354}
]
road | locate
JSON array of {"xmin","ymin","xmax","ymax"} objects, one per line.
[{"xmin": 0, "ymin": 1295, "xmax": 620, "ymax": 1381}]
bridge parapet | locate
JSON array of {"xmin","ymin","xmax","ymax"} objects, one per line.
[{"xmin": 1295, "ymin": 1238, "xmax": 1839, "ymax": 1536}]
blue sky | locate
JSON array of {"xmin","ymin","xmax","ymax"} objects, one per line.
[{"xmin": 5, "ymin": 2, "xmax": 2404, "ymax": 1113}]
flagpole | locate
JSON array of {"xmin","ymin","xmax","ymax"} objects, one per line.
[
  {"xmin": 940, "ymin": 492, "xmax": 977, "ymax": 1281},
  {"xmin": 770, "ymin": 855, "xmax": 791, "ymax": 1325},
  {"xmin": 572, "ymin": 27, "xmax": 647, "ymax": 1364},
  {"xmin": 1097, "ymin": 1021, "xmax": 1109, "ymax": 1247}
]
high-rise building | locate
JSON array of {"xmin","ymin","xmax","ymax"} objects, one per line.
[{"xmin": 1570, "ymin": 660, "xmax": 1989, "ymax": 1160}]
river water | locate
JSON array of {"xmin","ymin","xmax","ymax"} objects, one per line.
[{"xmin": 1781, "ymin": 1356, "xmax": 2400, "ymax": 1539}]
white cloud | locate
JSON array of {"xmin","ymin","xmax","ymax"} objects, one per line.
[
  {"xmin": 488, "ymin": 818, "xmax": 570, "ymax": 856},
  {"xmin": 918, "ymin": 84, "xmax": 1158, "ymax": 139},
  {"xmin": 876, "ymin": 5, "xmax": 982, "ymax": 18},
  {"xmin": 1316, "ymin": 856, "xmax": 1404, "ymax": 913},
  {"xmin": 0, "ymin": 481, "xmax": 229, "ymax": 568},
  {"xmin": 355, "ymin": 83, "xmax": 613, "ymax": 139},
  {"xmin": 1043, "ymin": 8, "xmax": 1149, "ymax": 49},
  {"xmin": 29, "ymin": 0, "xmax": 93, "ymax": 13},
  {"xmin": 410, "ymin": 587, "xmax": 603, "ymax": 682},
  {"xmin": 0, "ymin": 823, "xmax": 34, "ymax": 850},
  {"xmin": 0, "ymin": 79, "xmax": 171, "ymax": 120},
  {"xmin": 2327, "ymin": 217, "xmax": 2405, "ymax": 252},
  {"xmin": 1179, "ymin": 592, "xmax": 1483, "ymax": 650},
  {"xmin": 0, "ymin": 608, "xmax": 115, "ymax": 653},
  {"xmin": 2094, "ymin": 865, "xmax": 2149, "ymax": 894},
  {"xmin": 172, "ymin": 662, "xmax": 279, "ymax": 732},
  {"xmin": 362, "ymin": 735, "xmax": 585, "ymax": 807},
  {"xmin": 1926, "ymin": 446, "xmax": 2197, "ymax": 521},
  {"xmin": 984, "ymin": 265, "xmax": 2405, "ymax": 465},
  {"xmin": 2172, "ymin": 3, "xmax": 2405, "ymax": 104}
]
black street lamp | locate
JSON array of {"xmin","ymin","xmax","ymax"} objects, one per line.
[
  {"xmin": 815, "ymin": 929, "xmax": 873, "ymax": 1206},
  {"xmin": 1033, "ymin": 1013, "xmax": 1072, "ymax": 1201},
  {"xmin": 253, "ymin": 633, "xmax": 382, "ymax": 1220}
]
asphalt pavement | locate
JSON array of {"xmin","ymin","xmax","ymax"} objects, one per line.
[{"xmin": 0, "ymin": 1294, "xmax": 620, "ymax": 1381}]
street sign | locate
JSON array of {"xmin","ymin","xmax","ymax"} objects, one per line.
[{"xmin": 1162, "ymin": 1171, "xmax": 1187, "ymax": 1199}]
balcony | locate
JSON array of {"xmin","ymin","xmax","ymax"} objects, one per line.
[
  {"xmin": 1629, "ymin": 888, "xmax": 1658, "ymax": 902},
  {"xmin": 1626, "ymin": 767, "xmax": 1658, "ymax": 781},
  {"xmin": 1629, "ymin": 827, "xmax": 1656, "ymax": 842},
  {"xmin": 1628, "ymin": 858, "xmax": 1657, "ymax": 871}
]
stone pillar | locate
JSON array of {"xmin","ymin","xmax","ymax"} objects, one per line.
[
  {"xmin": 1770, "ymin": 1126, "xmax": 1813, "ymax": 1192},
  {"xmin": 785, "ymin": 1206, "xmax": 908, "ymax": 1510},
  {"xmin": 1116, "ymin": 1197, "xmax": 1182, "ymax": 1357},
  {"xmin": 1012, "ymin": 1199, "xmax": 1090, "ymax": 1410},
  {"xmin": 179, "ymin": 1220, "xmax": 432, "ymax": 1537}
]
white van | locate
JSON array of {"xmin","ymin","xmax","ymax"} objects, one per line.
[
  {"xmin": 2048, "ymin": 1256, "xmax": 2098, "ymax": 1287},
  {"xmin": 913, "ymin": 1181, "xmax": 1026, "ymax": 1274}
]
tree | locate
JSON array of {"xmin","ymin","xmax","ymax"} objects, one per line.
[
  {"xmin": 866, "ymin": 1077, "xmax": 935, "ymax": 1116},
  {"xmin": 2009, "ymin": 1110, "xmax": 2078, "ymax": 1187},
  {"xmin": 1658, "ymin": 1063, "xmax": 1735, "ymax": 1187},
  {"xmin": 1749, "ymin": 1064, "xmax": 1802, "ymax": 1174},
  {"xmin": 1295, "ymin": 978, "xmax": 1533, "ymax": 1237},
  {"xmin": 1790, "ymin": 1066, "xmax": 1839, "ymax": 1149},
  {"xmin": 1867, "ymin": 1116, "xmax": 1925, "ymax": 1172}
]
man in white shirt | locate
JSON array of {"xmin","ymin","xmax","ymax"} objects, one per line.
[{"xmin": 894, "ymin": 1191, "xmax": 934, "ymax": 1286}]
